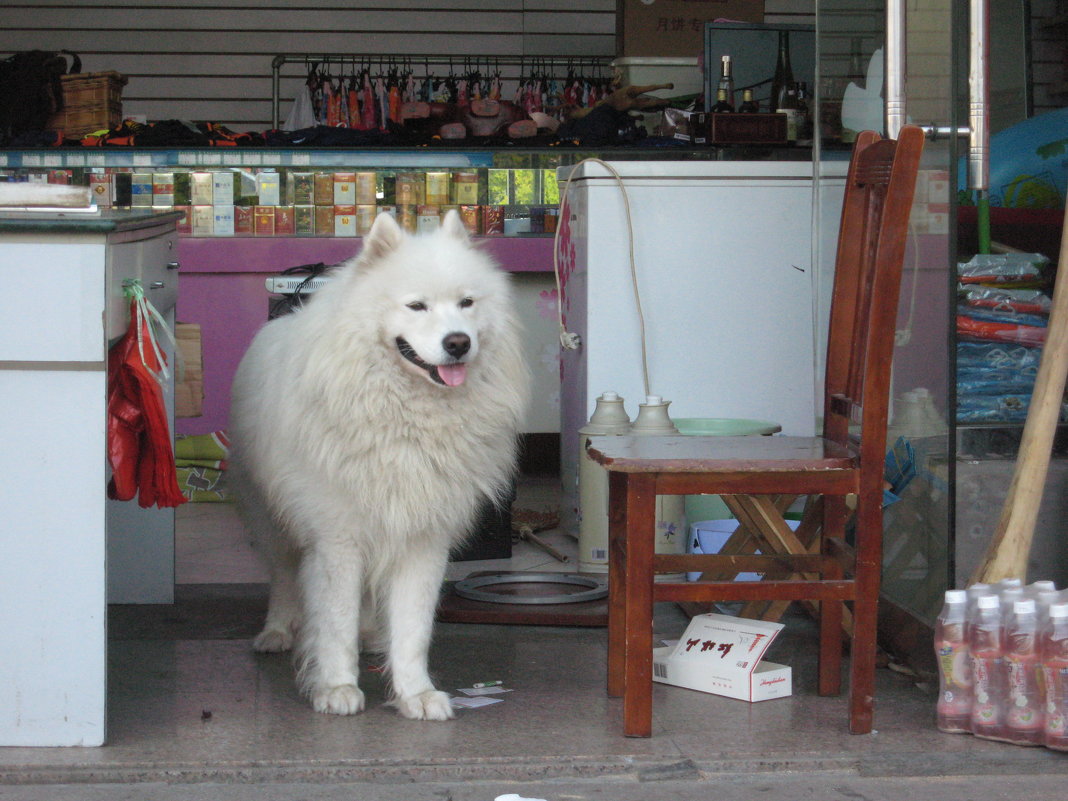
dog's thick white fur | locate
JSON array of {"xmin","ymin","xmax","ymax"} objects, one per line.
[{"xmin": 229, "ymin": 210, "xmax": 529, "ymax": 720}]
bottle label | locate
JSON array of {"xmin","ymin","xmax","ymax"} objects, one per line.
[
  {"xmin": 1044, "ymin": 662, "xmax": 1068, "ymax": 736},
  {"xmin": 937, "ymin": 641, "xmax": 971, "ymax": 690},
  {"xmin": 1005, "ymin": 655, "xmax": 1042, "ymax": 731},
  {"xmin": 971, "ymin": 655, "xmax": 1002, "ymax": 727}
]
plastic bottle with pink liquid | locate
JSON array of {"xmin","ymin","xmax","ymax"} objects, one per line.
[
  {"xmin": 1041, "ymin": 601, "xmax": 1068, "ymax": 752},
  {"xmin": 1003, "ymin": 598, "xmax": 1044, "ymax": 745},
  {"xmin": 935, "ymin": 589, "xmax": 971, "ymax": 733},
  {"xmin": 970, "ymin": 593, "xmax": 1005, "ymax": 740}
]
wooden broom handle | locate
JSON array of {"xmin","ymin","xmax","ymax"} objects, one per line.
[{"xmin": 971, "ymin": 204, "xmax": 1068, "ymax": 584}]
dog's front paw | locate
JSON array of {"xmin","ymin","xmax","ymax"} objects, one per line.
[
  {"xmin": 310, "ymin": 684, "xmax": 365, "ymax": 715},
  {"xmin": 394, "ymin": 690, "xmax": 455, "ymax": 721},
  {"xmin": 252, "ymin": 627, "xmax": 294, "ymax": 653}
]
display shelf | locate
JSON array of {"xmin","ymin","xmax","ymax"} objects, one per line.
[{"xmin": 0, "ymin": 149, "xmax": 498, "ymax": 169}]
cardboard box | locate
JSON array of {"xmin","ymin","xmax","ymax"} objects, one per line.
[
  {"xmin": 617, "ymin": 0, "xmax": 764, "ymax": 57},
  {"xmin": 174, "ymin": 323, "xmax": 203, "ymax": 418},
  {"xmin": 652, "ymin": 612, "xmax": 791, "ymax": 702}
]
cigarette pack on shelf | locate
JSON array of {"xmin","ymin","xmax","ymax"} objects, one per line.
[{"xmin": 48, "ymin": 71, "xmax": 127, "ymax": 137}]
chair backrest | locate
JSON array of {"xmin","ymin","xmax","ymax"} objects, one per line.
[{"xmin": 822, "ymin": 126, "xmax": 925, "ymax": 468}]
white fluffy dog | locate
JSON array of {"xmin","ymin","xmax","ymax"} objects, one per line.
[{"xmin": 229, "ymin": 210, "xmax": 529, "ymax": 720}]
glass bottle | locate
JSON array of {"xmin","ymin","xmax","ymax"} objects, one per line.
[
  {"xmin": 778, "ymin": 83, "xmax": 800, "ymax": 142},
  {"xmin": 770, "ymin": 30, "xmax": 794, "ymax": 115},
  {"xmin": 738, "ymin": 89, "xmax": 758, "ymax": 113},
  {"xmin": 717, "ymin": 54, "xmax": 735, "ymax": 108},
  {"xmin": 710, "ymin": 88, "xmax": 734, "ymax": 114},
  {"xmin": 796, "ymin": 81, "xmax": 813, "ymax": 143}
]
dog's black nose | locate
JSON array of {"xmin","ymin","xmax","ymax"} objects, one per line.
[{"xmin": 443, "ymin": 332, "xmax": 471, "ymax": 359}]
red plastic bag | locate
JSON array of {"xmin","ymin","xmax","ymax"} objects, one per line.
[{"xmin": 107, "ymin": 294, "xmax": 186, "ymax": 509}]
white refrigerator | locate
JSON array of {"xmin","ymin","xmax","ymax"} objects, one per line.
[{"xmin": 556, "ymin": 159, "xmax": 848, "ymax": 535}]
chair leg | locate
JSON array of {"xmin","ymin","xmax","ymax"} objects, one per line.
[
  {"xmin": 848, "ymin": 501, "xmax": 883, "ymax": 734},
  {"xmin": 818, "ymin": 547, "xmax": 844, "ymax": 697},
  {"xmin": 618, "ymin": 472, "xmax": 657, "ymax": 738},
  {"xmin": 606, "ymin": 471, "xmax": 627, "ymax": 698}
]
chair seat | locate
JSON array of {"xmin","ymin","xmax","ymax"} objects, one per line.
[{"xmin": 587, "ymin": 434, "xmax": 857, "ymax": 476}]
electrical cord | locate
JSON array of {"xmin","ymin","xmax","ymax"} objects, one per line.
[
  {"xmin": 268, "ymin": 261, "xmax": 330, "ymax": 319},
  {"xmin": 553, "ymin": 157, "xmax": 652, "ymax": 398}
]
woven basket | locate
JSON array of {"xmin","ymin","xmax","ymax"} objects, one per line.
[{"xmin": 48, "ymin": 71, "xmax": 127, "ymax": 136}]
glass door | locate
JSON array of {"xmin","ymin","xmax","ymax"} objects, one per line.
[{"xmin": 814, "ymin": 0, "xmax": 964, "ymax": 624}]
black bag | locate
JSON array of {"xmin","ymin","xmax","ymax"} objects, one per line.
[{"xmin": 0, "ymin": 50, "xmax": 80, "ymax": 144}]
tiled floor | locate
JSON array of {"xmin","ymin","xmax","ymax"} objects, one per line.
[{"xmin": 2, "ymin": 477, "xmax": 1067, "ymax": 798}]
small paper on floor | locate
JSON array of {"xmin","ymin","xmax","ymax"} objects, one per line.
[
  {"xmin": 457, "ymin": 685, "xmax": 513, "ymax": 696},
  {"xmin": 450, "ymin": 695, "xmax": 503, "ymax": 709}
]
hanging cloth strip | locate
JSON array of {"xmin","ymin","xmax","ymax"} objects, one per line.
[{"xmin": 106, "ymin": 279, "xmax": 186, "ymax": 509}]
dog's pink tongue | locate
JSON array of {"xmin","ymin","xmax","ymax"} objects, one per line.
[{"xmin": 437, "ymin": 364, "xmax": 467, "ymax": 387}]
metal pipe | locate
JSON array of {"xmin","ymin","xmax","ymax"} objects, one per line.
[
  {"xmin": 968, "ymin": 0, "xmax": 990, "ymax": 191},
  {"xmin": 885, "ymin": 0, "xmax": 906, "ymax": 139}
]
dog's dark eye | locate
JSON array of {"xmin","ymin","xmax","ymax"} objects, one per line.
[
  {"xmin": 459, "ymin": 297, "xmax": 474, "ymax": 308},
  {"xmin": 406, "ymin": 301, "xmax": 428, "ymax": 312}
]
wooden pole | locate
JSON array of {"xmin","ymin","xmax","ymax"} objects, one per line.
[{"xmin": 970, "ymin": 205, "xmax": 1068, "ymax": 585}]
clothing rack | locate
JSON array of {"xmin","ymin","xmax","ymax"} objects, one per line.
[{"xmin": 270, "ymin": 53, "xmax": 615, "ymax": 129}]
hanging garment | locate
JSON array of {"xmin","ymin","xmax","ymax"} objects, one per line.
[
  {"xmin": 361, "ymin": 72, "xmax": 376, "ymax": 130},
  {"xmin": 347, "ymin": 76, "xmax": 361, "ymax": 128},
  {"xmin": 106, "ymin": 283, "xmax": 185, "ymax": 509},
  {"xmin": 283, "ymin": 82, "xmax": 316, "ymax": 131}
]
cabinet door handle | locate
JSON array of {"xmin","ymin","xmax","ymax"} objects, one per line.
[{"xmin": 166, "ymin": 261, "xmax": 180, "ymax": 270}]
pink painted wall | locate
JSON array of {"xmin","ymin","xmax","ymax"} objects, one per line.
[{"xmin": 175, "ymin": 236, "xmax": 554, "ymax": 435}]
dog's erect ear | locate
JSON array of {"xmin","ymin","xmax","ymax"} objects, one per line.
[
  {"xmin": 361, "ymin": 211, "xmax": 405, "ymax": 262},
  {"xmin": 440, "ymin": 208, "xmax": 469, "ymax": 242}
]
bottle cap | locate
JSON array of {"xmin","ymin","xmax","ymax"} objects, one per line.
[
  {"xmin": 1013, "ymin": 599, "xmax": 1036, "ymax": 615},
  {"xmin": 1050, "ymin": 603, "xmax": 1068, "ymax": 619},
  {"xmin": 945, "ymin": 589, "xmax": 967, "ymax": 604},
  {"xmin": 977, "ymin": 594, "xmax": 999, "ymax": 609},
  {"xmin": 1029, "ymin": 580, "xmax": 1056, "ymax": 593},
  {"xmin": 999, "ymin": 577, "xmax": 1023, "ymax": 589}
]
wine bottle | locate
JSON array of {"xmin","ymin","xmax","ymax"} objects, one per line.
[
  {"xmin": 738, "ymin": 89, "xmax": 758, "ymax": 113},
  {"xmin": 777, "ymin": 82, "xmax": 800, "ymax": 142},
  {"xmin": 718, "ymin": 55, "xmax": 735, "ymax": 108},
  {"xmin": 770, "ymin": 30, "xmax": 794, "ymax": 114},
  {"xmin": 710, "ymin": 88, "xmax": 734, "ymax": 114},
  {"xmin": 796, "ymin": 81, "xmax": 813, "ymax": 143}
]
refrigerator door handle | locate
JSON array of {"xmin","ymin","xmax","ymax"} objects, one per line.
[{"xmin": 885, "ymin": 0, "xmax": 989, "ymax": 192}]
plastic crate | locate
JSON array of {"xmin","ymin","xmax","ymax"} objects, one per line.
[{"xmin": 48, "ymin": 71, "xmax": 127, "ymax": 136}]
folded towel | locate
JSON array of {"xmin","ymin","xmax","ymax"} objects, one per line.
[{"xmin": 175, "ymin": 430, "xmax": 230, "ymax": 462}]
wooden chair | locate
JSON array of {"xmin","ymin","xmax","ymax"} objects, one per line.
[{"xmin": 586, "ymin": 126, "xmax": 926, "ymax": 737}]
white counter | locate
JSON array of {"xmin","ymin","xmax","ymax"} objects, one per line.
[{"xmin": 0, "ymin": 209, "xmax": 180, "ymax": 746}]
